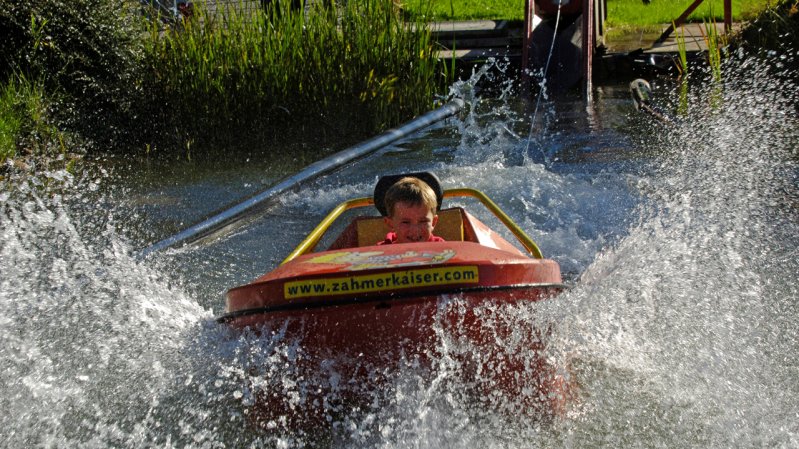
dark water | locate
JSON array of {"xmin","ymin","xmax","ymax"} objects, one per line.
[{"xmin": 1, "ymin": 55, "xmax": 797, "ymax": 447}]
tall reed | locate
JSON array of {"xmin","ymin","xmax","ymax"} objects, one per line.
[
  {"xmin": 673, "ymin": 22, "xmax": 689, "ymax": 79},
  {"xmin": 142, "ymin": 0, "xmax": 447, "ymax": 152},
  {"xmin": 674, "ymin": 23, "xmax": 689, "ymax": 116},
  {"xmin": 701, "ymin": 19, "xmax": 727, "ymax": 84}
]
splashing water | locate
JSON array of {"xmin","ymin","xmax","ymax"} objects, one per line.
[
  {"xmin": 0, "ymin": 172, "xmax": 212, "ymax": 446},
  {"xmin": 1, "ymin": 52, "xmax": 797, "ymax": 447},
  {"xmin": 540, "ymin": 56, "xmax": 799, "ymax": 446}
]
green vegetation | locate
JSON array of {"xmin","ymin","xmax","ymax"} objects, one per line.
[
  {"xmin": 0, "ymin": 81, "xmax": 23, "ymax": 164},
  {"xmin": 738, "ymin": 0, "xmax": 799, "ymax": 53},
  {"xmin": 401, "ymin": 0, "xmax": 526, "ymax": 21},
  {"xmin": 668, "ymin": 0, "xmax": 796, "ymax": 117},
  {"xmin": 0, "ymin": 77, "xmax": 75, "ymax": 167},
  {"xmin": 0, "ymin": 0, "xmax": 143, "ymax": 170},
  {"xmin": 702, "ymin": 18, "xmax": 727, "ymax": 83},
  {"xmin": 142, "ymin": 0, "xmax": 445, "ymax": 153},
  {"xmin": 0, "ymin": 0, "xmax": 144, "ymax": 142},
  {"xmin": 605, "ymin": 0, "xmax": 768, "ymax": 28},
  {"xmin": 0, "ymin": 0, "xmax": 792, "ymax": 174},
  {"xmin": 0, "ymin": 0, "xmax": 446, "ymax": 169},
  {"xmin": 401, "ymin": 0, "xmax": 769, "ymax": 23},
  {"xmin": 601, "ymin": 0, "xmax": 771, "ymax": 40}
]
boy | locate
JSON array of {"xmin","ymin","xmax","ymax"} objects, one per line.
[{"xmin": 379, "ymin": 177, "xmax": 444, "ymax": 244}]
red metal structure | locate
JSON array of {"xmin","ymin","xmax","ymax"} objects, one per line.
[
  {"xmin": 656, "ymin": 0, "xmax": 733, "ymax": 43},
  {"xmin": 522, "ymin": 0, "xmax": 731, "ymax": 97},
  {"xmin": 522, "ymin": 0, "xmax": 606, "ymax": 98}
]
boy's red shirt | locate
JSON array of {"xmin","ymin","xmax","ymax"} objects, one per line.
[{"xmin": 377, "ymin": 232, "xmax": 445, "ymax": 245}]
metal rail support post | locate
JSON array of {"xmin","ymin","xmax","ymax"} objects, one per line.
[
  {"xmin": 522, "ymin": 0, "xmax": 536, "ymax": 82},
  {"xmin": 581, "ymin": 0, "xmax": 594, "ymax": 101}
]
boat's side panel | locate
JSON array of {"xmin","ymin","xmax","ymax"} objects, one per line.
[
  {"xmin": 225, "ymin": 286, "xmax": 568, "ymax": 427},
  {"xmin": 461, "ymin": 210, "xmax": 527, "ymax": 255},
  {"xmin": 226, "ymin": 286, "xmax": 562, "ymax": 340},
  {"xmin": 225, "ymin": 242, "xmax": 562, "ymax": 313}
]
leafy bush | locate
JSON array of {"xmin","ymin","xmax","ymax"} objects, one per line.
[{"xmin": 0, "ymin": 0, "xmax": 145, "ymax": 145}]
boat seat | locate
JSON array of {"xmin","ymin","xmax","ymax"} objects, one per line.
[{"xmin": 356, "ymin": 207, "xmax": 465, "ymax": 246}]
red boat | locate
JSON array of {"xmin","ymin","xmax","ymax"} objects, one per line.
[{"xmin": 219, "ymin": 173, "xmax": 570, "ymax": 426}]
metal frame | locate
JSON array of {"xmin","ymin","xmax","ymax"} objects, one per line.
[
  {"xmin": 281, "ymin": 188, "xmax": 545, "ymax": 264},
  {"xmin": 656, "ymin": 0, "xmax": 733, "ymax": 44},
  {"xmin": 138, "ymin": 100, "xmax": 463, "ymax": 258},
  {"xmin": 522, "ymin": 0, "xmax": 606, "ymax": 99}
]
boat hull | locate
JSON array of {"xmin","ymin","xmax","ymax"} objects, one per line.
[
  {"xmin": 224, "ymin": 285, "xmax": 562, "ymax": 355},
  {"xmin": 223, "ymin": 285, "xmax": 568, "ymax": 428},
  {"xmin": 221, "ymin": 240, "xmax": 569, "ymax": 427}
]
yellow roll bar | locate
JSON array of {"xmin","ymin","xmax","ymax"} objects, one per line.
[
  {"xmin": 281, "ymin": 188, "xmax": 543, "ymax": 264},
  {"xmin": 443, "ymin": 188, "xmax": 544, "ymax": 259},
  {"xmin": 281, "ymin": 197, "xmax": 374, "ymax": 264}
]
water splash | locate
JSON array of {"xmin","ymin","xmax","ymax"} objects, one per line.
[
  {"xmin": 0, "ymin": 172, "xmax": 219, "ymax": 447},
  {"xmin": 538, "ymin": 55, "xmax": 799, "ymax": 447},
  {"xmin": 1, "ymin": 50, "xmax": 797, "ymax": 448}
]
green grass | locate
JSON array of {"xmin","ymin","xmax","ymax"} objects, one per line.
[
  {"xmin": 1, "ymin": 0, "xmax": 147, "ymax": 155},
  {"xmin": 0, "ymin": 81, "xmax": 23, "ymax": 164},
  {"xmin": 0, "ymin": 76, "xmax": 73, "ymax": 168},
  {"xmin": 401, "ymin": 0, "xmax": 770, "ymax": 23},
  {"xmin": 606, "ymin": 0, "xmax": 770, "ymax": 28},
  {"xmin": 401, "ymin": 0, "xmax": 526, "ymax": 21}
]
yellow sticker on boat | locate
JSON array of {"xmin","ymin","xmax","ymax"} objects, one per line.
[{"xmin": 285, "ymin": 266, "xmax": 479, "ymax": 299}]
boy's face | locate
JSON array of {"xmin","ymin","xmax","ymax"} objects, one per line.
[{"xmin": 384, "ymin": 201, "xmax": 439, "ymax": 243}]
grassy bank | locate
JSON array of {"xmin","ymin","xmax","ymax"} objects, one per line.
[
  {"xmin": 606, "ymin": 0, "xmax": 768, "ymax": 27},
  {"xmin": 0, "ymin": 0, "xmax": 146, "ymax": 171},
  {"xmin": 0, "ymin": 77, "xmax": 77, "ymax": 169},
  {"xmin": 402, "ymin": 0, "xmax": 526, "ymax": 21},
  {"xmin": 401, "ymin": 0, "xmax": 770, "ymax": 23}
]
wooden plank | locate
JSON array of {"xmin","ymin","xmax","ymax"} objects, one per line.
[
  {"xmin": 646, "ymin": 22, "xmax": 741, "ymax": 53},
  {"xmin": 437, "ymin": 36, "xmax": 520, "ymax": 49},
  {"xmin": 724, "ymin": 0, "xmax": 732, "ymax": 31},
  {"xmin": 436, "ymin": 48, "xmax": 521, "ymax": 61},
  {"xmin": 655, "ymin": 0, "xmax": 705, "ymax": 43}
]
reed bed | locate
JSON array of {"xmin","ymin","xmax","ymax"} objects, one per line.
[
  {"xmin": 673, "ymin": 24, "xmax": 690, "ymax": 116},
  {"xmin": 142, "ymin": 0, "xmax": 447, "ymax": 152}
]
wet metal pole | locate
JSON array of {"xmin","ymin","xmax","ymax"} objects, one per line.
[
  {"xmin": 137, "ymin": 99, "xmax": 465, "ymax": 258},
  {"xmin": 581, "ymin": 0, "xmax": 594, "ymax": 102},
  {"xmin": 522, "ymin": 0, "xmax": 535, "ymax": 83},
  {"xmin": 724, "ymin": 0, "xmax": 731, "ymax": 32}
]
